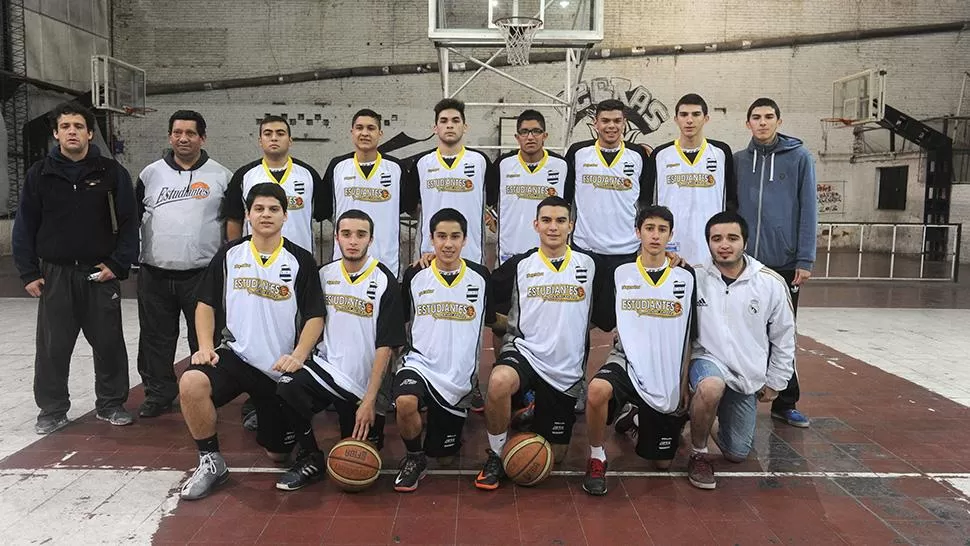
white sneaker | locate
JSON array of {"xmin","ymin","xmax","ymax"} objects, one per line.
[{"xmin": 180, "ymin": 452, "xmax": 229, "ymax": 500}]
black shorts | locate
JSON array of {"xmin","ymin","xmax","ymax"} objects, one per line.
[
  {"xmin": 574, "ymin": 247, "xmax": 637, "ymax": 331},
  {"xmin": 277, "ymin": 366, "xmax": 386, "ymax": 449},
  {"xmin": 594, "ymin": 362, "xmax": 687, "ymax": 460},
  {"xmin": 187, "ymin": 348, "xmax": 295, "ymax": 454},
  {"xmin": 495, "ymin": 350, "xmax": 577, "ymax": 445},
  {"xmin": 392, "ymin": 368, "xmax": 466, "ymax": 457}
]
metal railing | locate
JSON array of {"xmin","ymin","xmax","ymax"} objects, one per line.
[{"xmin": 815, "ymin": 222, "xmax": 962, "ymax": 281}]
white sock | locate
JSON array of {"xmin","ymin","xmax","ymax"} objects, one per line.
[
  {"xmin": 632, "ymin": 414, "xmax": 639, "ymax": 427},
  {"xmin": 488, "ymin": 432, "xmax": 507, "ymax": 455},
  {"xmin": 590, "ymin": 445, "xmax": 606, "ymax": 462},
  {"xmin": 693, "ymin": 446, "xmax": 709, "ymax": 454}
]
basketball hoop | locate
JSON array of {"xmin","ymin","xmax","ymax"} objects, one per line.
[{"xmin": 495, "ymin": 16, "xmax": 542, "ymax": 66}]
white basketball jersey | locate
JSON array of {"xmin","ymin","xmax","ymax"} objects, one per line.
[
  {"xmin": 400, "ymin": 259, "xmax": 491, "ymax": 407},
  {"xmin": 307, "ymin": 257, "xmax": 405, "ymax": 399},
  {"xmin": 498, "ymin": 247, "xmax": 595, "ymax": 396},
  {"xmin": 653, "ymin": 139, "xmax": 733, "ymax": 265},
  {"xmin": 566, "ymin": 140, "xmax": 651, "ymax": 255},
  {"xmin": 406, "ymin": 147, "xmax": 493, "ymax": 263},
  {"xmin": 325, "ymin": 153, "xmax": 405, "ymax": 275},
  {"xmin": 613, "ymin": 258, "xmax": 696, "ymax": 413},
  {"xmin": 197, "ymin": 237, "xmax": 324, "ymax": 380},
  {"xmin": 495, "ymin": 150, "xmax": 568, "ymax": 265}
]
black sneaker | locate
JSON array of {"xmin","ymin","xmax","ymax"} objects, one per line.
[
  {"xmin": 474, "ymin": 449, "xmax": 505, "ymax": 490},
  {"xmin": 470, "ymin": 384, "xmax": 485, "ymax": 413},
  {"xmin": 242, "ymin": 409, "xmax": 258, "ymax": 432},
  {"xmin": 96, "ymin": 406, "xmax": 134, "ymax": 426},
  {"xmin": 35, "ymin": 413, "xmax": 69, "ymax": 435},
  {"xmin": 138, "ymin": 399, "xmax": 172, "ymax": 418},
  {"xmin": 394, "ymin": 453, "xmax": 428, "ymax": 492},
  {"xmin": 614, "ymin": 403, "xmax": 638, "ymax": 436},
  {"xmin": 276, "ymin": 450, "xmax": 326, "ymax": 491},
  {"xmin": 582, "ymin": 458, "xmax": 608, "ymax": 496}
]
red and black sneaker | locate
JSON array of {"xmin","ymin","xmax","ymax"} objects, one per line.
[{"xmin": 582, "ymin": 458, "xmax": 608, "ymax": 496}]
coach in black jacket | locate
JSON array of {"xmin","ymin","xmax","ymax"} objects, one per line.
[{"xmin": 12, "ymin": 102, "xmax": 139, "ymax": 434}]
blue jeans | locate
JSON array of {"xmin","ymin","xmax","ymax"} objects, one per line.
[{"xmin": 689, "ymin": 358, "xmax": 757, "ymax": 460}]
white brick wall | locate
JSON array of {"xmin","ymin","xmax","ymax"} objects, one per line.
[{"xmin": 107, "ymin": 1, "xmax": 970, "ymax": 263}]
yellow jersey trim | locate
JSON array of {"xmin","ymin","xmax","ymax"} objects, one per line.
[
  {"xmin": 538, "ymin": 245, "xmax": 571, "ymax": 273},
  {"xmin": 675, "ymin": 138, "xmax": 708, "ymax": 167},
  {"xmin": 249, "ymin": 237, "xmax": 285, "ymax": 268},
  {"xmin": 261, "ymin": 156, "xmax": 293, "ymax": 186},
  {"xmin": 518, "ymin": 149, "xmax": 548, "ymax": 173},
  {"xmin": 436, "ymin": 146, "xmax": 466, "ymax": 171},
  {"xmin": 595, "ymin": 140, "xmax": 625, "ymax": 168},
  {"xmin": 341, "ymin": 256, "xmax": 379, "ymax": 285},
  {"xmin": 431, "ymin": 258, "xmax": 466, "ymax": 287},
  {"xmin": 354, "ymin": 152, "xmax": 382, "ymax": 181},
  {"xmin": 637, "ymin": 256, "xmax": 672, "ymax": 287}
]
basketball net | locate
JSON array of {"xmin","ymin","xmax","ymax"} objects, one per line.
[{"xmin": 495, "ymin": 16, "xmax": 542, "ymax": 66}]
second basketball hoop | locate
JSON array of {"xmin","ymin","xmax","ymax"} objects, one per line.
[{"xmin": 495, "ymin": 16, "xmax": 543, "ymax": 66}]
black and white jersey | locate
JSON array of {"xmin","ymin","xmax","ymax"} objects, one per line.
[
  {"xmin": 651, "ymin": 139, "xmax": 736, "ymax": 265},
  {"xmin": 610, "ymin": 258, "xmax": 697, "ymax": 413},
  {"xmin": 493, "ymin": 150, "xmax": 568, "ymax": 265},
  {"xmin": 137, "ymin": 152, "xmax": 232, "ymax": 270},
  {"xmin": 322, "ymin": 152, "xmax": 405, "ymax": 275},
  {"xmin": 565, "ymin": 140, "xmax": 653, "ymax": 255},
  {"xmin": 305, "ymin": 256, "xmax": 406, "ymax": 399},
  {"xmin": 400, "ymin": 259, "xmax": 493, "ymax": 408},
  {"xmin": 197, "ymin": 236, "xmax": 325, "ymax": 380},
  {"xmin": 492, "ymin": 247, "xmax": 595, "ymax": 396},
  {"xmin": 402, "ymin": 147, "xmax": 497, "ymax": 263},
  {"xmin": 223, "ymin": 157, "xmax": 326, "ymax": 253}
]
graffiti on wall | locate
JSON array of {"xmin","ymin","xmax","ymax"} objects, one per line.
[
  {"xmin": 561, "ymin": 77, "xmax": 670, "ymax": 142},
  {"xmin": 817, "ymin": 181, "xmax": 845, "ymax": 214}
]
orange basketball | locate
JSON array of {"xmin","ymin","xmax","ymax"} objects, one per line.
[
  {"xmin": 327, "ymin": 439, "xmax": 382, "ymax": 492},
  {"xmin": 501, "ymin": 432, "xmax": 553, "ymax": 486}
]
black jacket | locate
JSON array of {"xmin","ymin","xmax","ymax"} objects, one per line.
[{"xmin": 12, "ymin": 145, "xmax": 139, "ymax": 284}]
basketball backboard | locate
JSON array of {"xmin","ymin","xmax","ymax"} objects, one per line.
[
  {"xmin": 832, "ymin": 69, "xmax": 887, "ymax": 125},
  {"xmin": 429, "ymin": 0, "xmax": 603, "ymax": 47},
  {"xmin": 91, "ymin": 55, "xmax": 147, "ymax": 117}
]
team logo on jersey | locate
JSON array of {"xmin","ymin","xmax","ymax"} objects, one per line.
[
  {"xmin": 748, "ymin": 299, "xmax": 760, "ymax": 315},
  {"xmin": 527, "ymin": 284, "xmax": 586, "ymax": 302},
  {"xmin": 326, "ymin": 294, "xmax": 374, "ymax": 317},
  {"xmin": 427, "ymin": 178, "xmax": 474, "ymax": 192},
  {"xmin": 463, "ymin": 164, "xmax": 476, "ymax": 177},
  {"xmin": 380, "ymin": 173, "xmax": 393, "ymax": 188},
  {"xmin": 294, "ymin": 181, "xmax": 306, "ymax": 195},
  {"xmin": 673, "ymin": 280, "xmax": 686, "ymax": 299},
  {"xmin": 466, "ymin": 284, "xmax": 480, "ymax": 303},
  {"xmin": 623, "ymin": 162, "xmax": 635, "ymax": 177},
  {"xmin": 345, "ymin": 186, "xmax": 391, "ymax": 202},
  {"xmin": 547, "ymin": 171, "xmax": 560, "ymax": 183},
  {"xmin": 666, "ymin": 173, "xmax": 715, "ymax": 188},
  {"xmin": 621, "ymin": 298, "xmax": 682, "ymax": 317},
  {"xmin": 279, "ymin": 264, "xmax": 293, "ymax": 283},
  {"xmin": 416, "ymin": 301, "xmax": 476, "ymax": 321},
  {"xmin": 582, "ymin": 174, "xmax": 632, "ymax": 191},
  {"xmin": 367, "ymin": 280, "xmax": 378, "ymax": 300},
  {"xmin": 288, "ymin": 195, "xmax": 305, "ymax": 209},
  {"xmin": 154, "ymin": 182, "xmax": 211, "ymax": 206},
  {"xmin": 706, "ymin": 157, "xmax": 718, "ymax": 173},
  {"xmin": 575, "ymin": 267, "xmax": 589, "ymax": 284},
  {"xmin": 506, "ymin": 184, "xmax": 556, "ymax": 200},
  {"xmin": 233, "ymin": 277, "xmax": 291, "ymax": 300}
]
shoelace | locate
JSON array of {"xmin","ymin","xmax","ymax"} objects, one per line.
[
  {"xmin": 690, "ymin": 453, "xmax": 713, "ymax": 473},
  {"xmin": 483, "ymin": 451, "xmax": 503, "ymax": 475},
  {"xmin": 196, "ymin": 453, "xmax": 219, "ymax": 477},
  {"xmin": 399, "ymin": 455, "xmax": 422, "ymax": 477},
  {"xmin": 588, "ymin": 458, "xmax": 606, "ymax": 478}
]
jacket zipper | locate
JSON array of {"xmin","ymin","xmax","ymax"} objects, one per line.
[{"xmin": 754, "ymin": 153, "xmax": 766, "ymax": 258}]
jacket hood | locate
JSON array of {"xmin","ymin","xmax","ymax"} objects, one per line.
[
  {"xmin": 49, "ymin": 143, "xmax": 102, "ymax": 163},
  {"xmin": 746, "ymin": 133, "xmax": 803, "ymax": 155},
  {"xmin": 163, "ymin": 149, "xmax": 210, "ymax": 171},
  {"xmin": 700, "ymin": 254, "xmax": 765, "ymax": 283}
]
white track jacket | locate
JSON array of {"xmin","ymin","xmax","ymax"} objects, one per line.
[{"xmin": 691, "ymin": 254, "xmax": 796, "ymax": 395}]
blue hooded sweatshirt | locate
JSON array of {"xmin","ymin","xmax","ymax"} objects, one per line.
[{"xmin": 733, "ymin": 134, "xmax": 817, "ymax": 272}]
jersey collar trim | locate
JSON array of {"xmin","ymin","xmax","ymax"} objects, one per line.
[
  {"xmin": 674, "ymin": 138, "xmax": 708, "ymax": 167},
  {"xmin": 249, "ymin": 237, "xmax": 285, "ymax": 268},
  {"xmin": 261, "ymin": 156, "xmax": 293, "ymax": 186},
  {"xmin": 353, "ymin": 152, "xmax": 382, "ymax": 181},
  {"xmin": 538, "ymin": 245, "xmax": 571, "ymax": 272},
  {"xmin": 518, "ymin": 149, "xmax": 548, "ymax": 173},
  {"xmin": 595, "ymin": 140, "xmax": 625, "ymax": 168},
  {"xmin": 431, "ymin": 258, "xmax": 466, "ymax": 287},
  {"xmin": 341, "ymin": 256, "xmax": 378, "ymax": 285},
  {"xmin": 637, "ymin": 255, "xmax": 672, "ymax": 287},
  {"xmin": 436, "ymin": 146, "xmax": 466, "ymax": 171}
]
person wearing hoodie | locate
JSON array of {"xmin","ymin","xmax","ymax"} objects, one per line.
[
  {"xmin": 733, "ymin": 98, "xmax": 817, "ymax": 429},
  {"xmin": 135, "ymin": 110, "xmax": 232, "ymax": 418},
  {"xmin": 686, "ymin": 211, "xmax": 796, "ymax": 490},
  {"xmin": 13, "ymin": 102, "xmax": 139, "ymax": 434}
]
